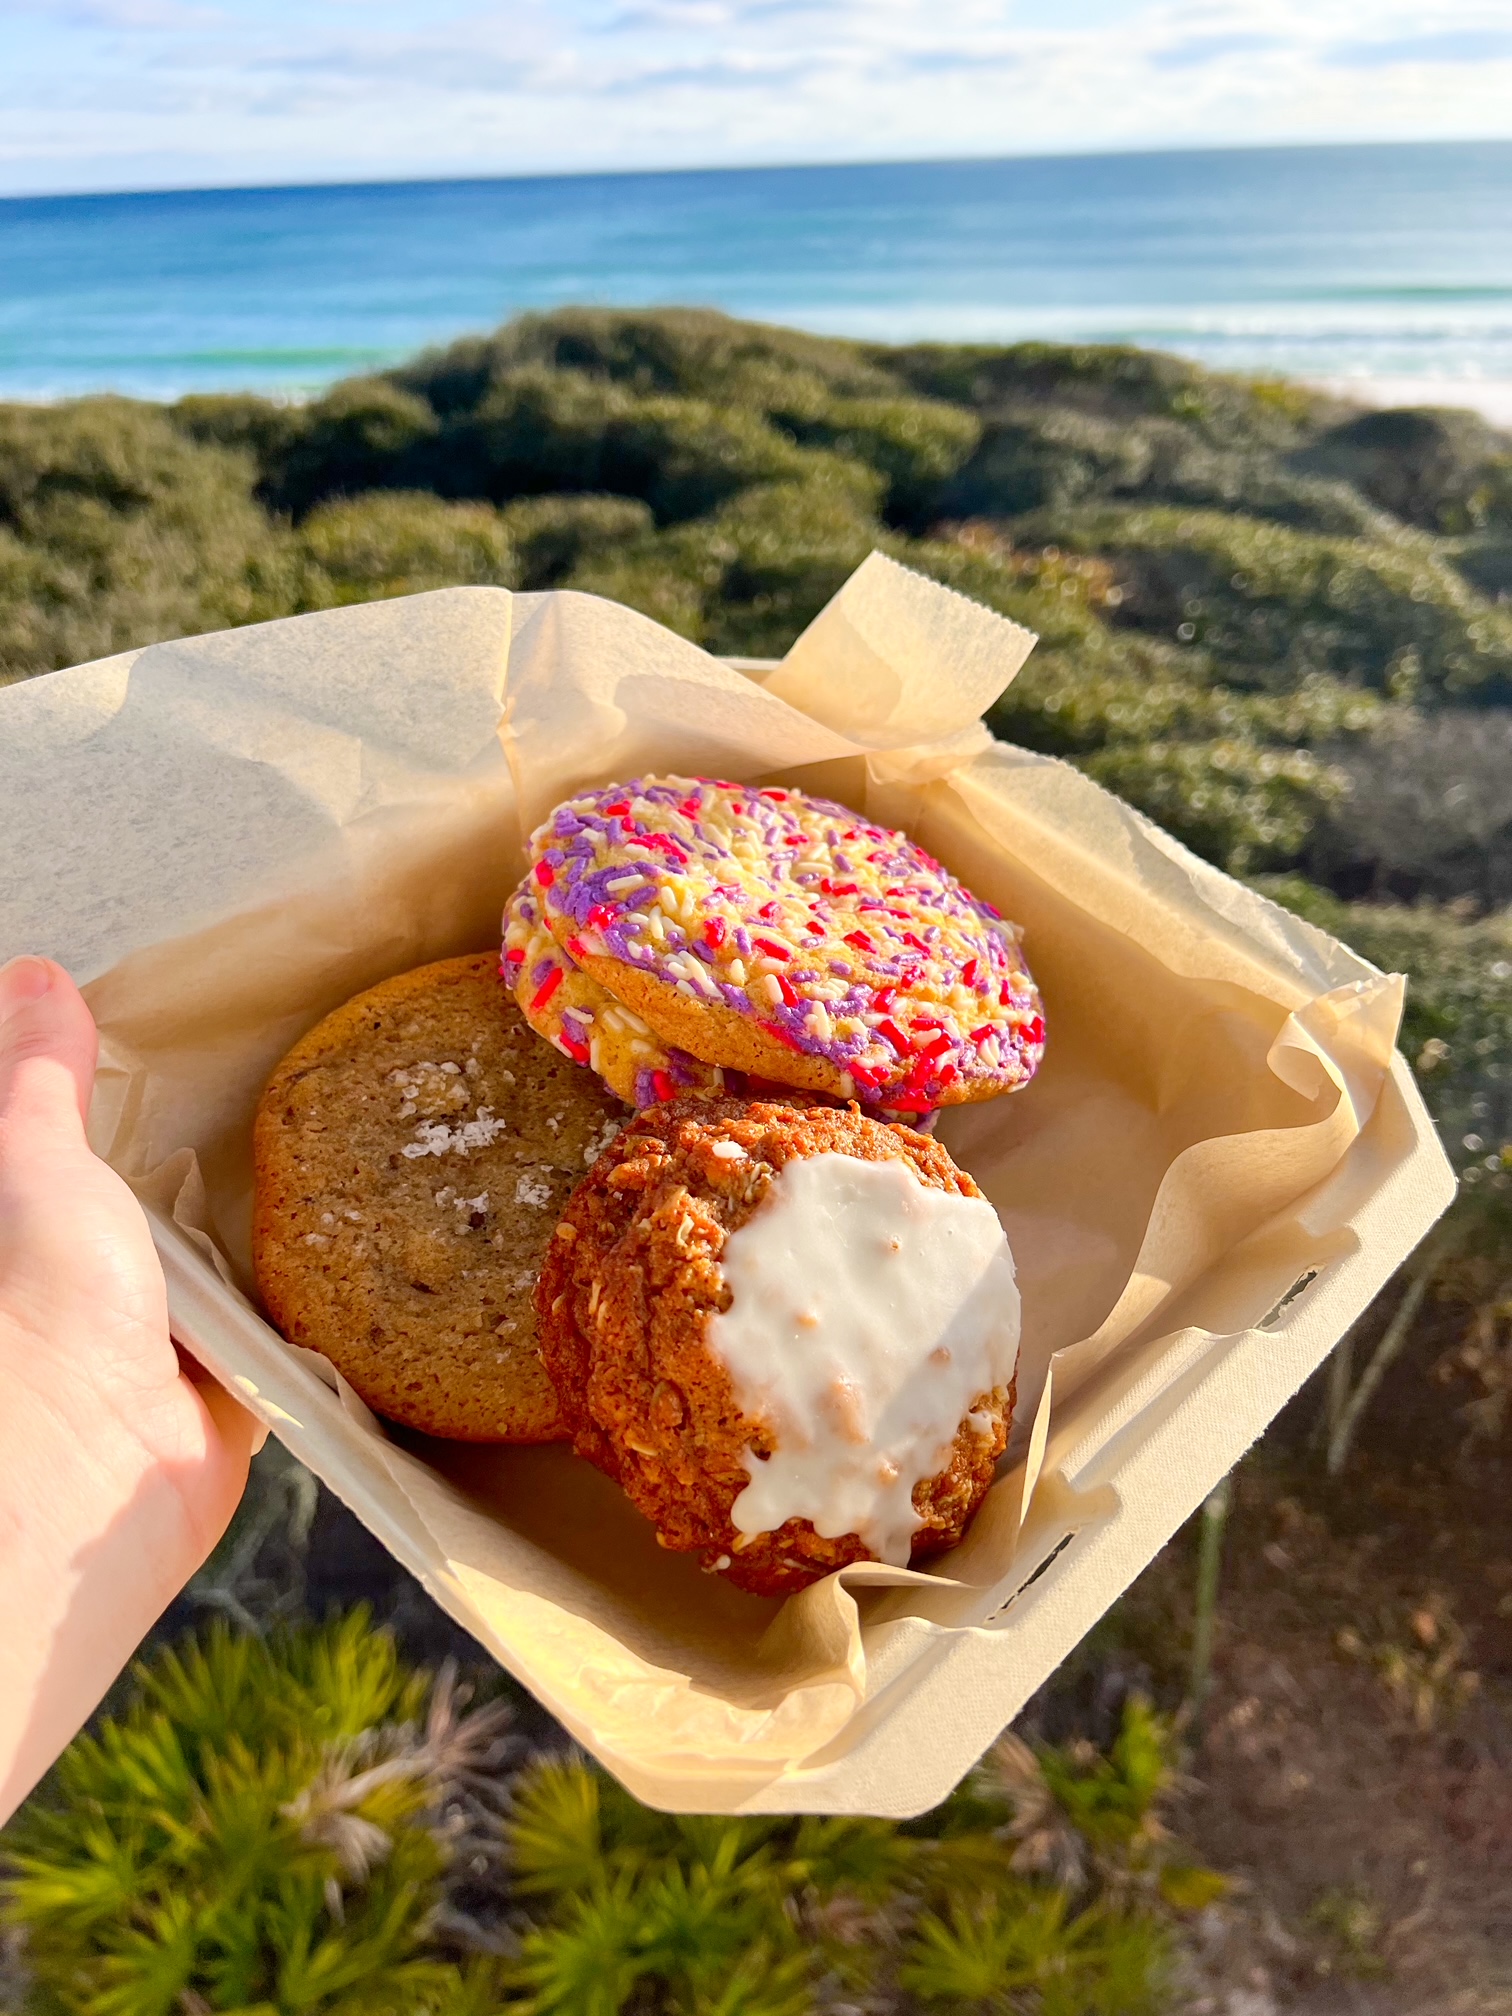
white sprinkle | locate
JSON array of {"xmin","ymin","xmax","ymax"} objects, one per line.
[
  {"xmin": 606, "ymin": 874, "xmax": 646, "ymax": 895},
  {"xmin": 759, "ymin": 974, "xmax": 783, "ymax": 1008},
  {"xmin": 711, "ymin": 1140, "xmax": 745, "ymax": 1162},
  {"xmin": 514, "ymin": 1170, "xmax": 553, "ymax": 1208},
  {"xmin": 583, "ymin": 1118, "xmax": 623, "ymax": 1168},
  {"xmin": 401, "ymin": 1107, "xmax": 509, "ymax": 1158}
]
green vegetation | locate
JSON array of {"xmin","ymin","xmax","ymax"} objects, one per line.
[
  {"xmin": 5, "ymin": 308, "xmax": 1512, "ymax": 2006},
  {"xmin": 6, "ymin": 306, "xmax": 1510, "ymax": 889},
  {"xmin": 2, "ymin": 1613, "xmax": 1199, "ymax": 2014}
]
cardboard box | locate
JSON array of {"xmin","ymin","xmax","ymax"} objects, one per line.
[{"xmin": 0, "ymin": 556, "xmax": 1454, "ymax": 1814}]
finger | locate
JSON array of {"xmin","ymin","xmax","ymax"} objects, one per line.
[
  {"xmin": 0, "ymin": 957, "xmax": 99, "ymax": 1145},
  {"xmin": 180, "ymin": 1348, "xmax": 270, "ymax": 1459}
]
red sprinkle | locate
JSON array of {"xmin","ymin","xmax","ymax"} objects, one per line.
[
  {"xmin": 849, "ymin": 1061, "xmax": 882, "ymax": 1089},
  {"xmin": 903, "ymin": 932, "xmax": 932, "ymax": 955},
  {"xmin": 969, "ymin": 1024, "xmax": 996, "ymax": 1045},
  {"xmin": 820, "ymin": 879, "xmax": 860, "ymax": 896},
  {"xmin": 603, "ymin": 800, "xmax": 631, "ymax": 817},
  {"xmin": 844, "ymin": 930, "xmax": 873, "ymax": 951},
  {"xmin": 887, "ymin": 1091, "xmax": 933, "ymax": 1112},
  {"xmin": 702, "ymin": 918, "xmax": 727, "ymax": 950},
  {"xmin": 1023, "ymin": 1014, "xmax": 1046, "ymax": 1046},
  {"xmin": 753, "ymin": 936, "xmax": 790, "ymax": 961},
  {"xmin": 678, "ymin": 797, "xmax": 702, "ymax": 817},
  {"xmin": 962, "ymin": 957, "xmax": 980, "ymax": 987},
  {"xmin": 775, "ymin": 973, "xmax": 800, "ymax": 1007},
  {"xmin": 651, "ymin": 1070, "xmax": 677, "ymax": 1103},
  {"xmin": 877, "ymin": 1018, "xmax": 911, "ymax": 1054},
  {"xmin": 530, "ymin": 967, "xmax": 564, "ymax": 1012},
  {"xmin": 586, "ymin": 904, "xmax": 614, "ymax": 931},
  {"xmin": 920, "ymin": 1031, "xmax": 954, "ymax": 1060},
  {"xmin": 565, "ymin": 937, "xmax": 590, "ymax": 963},
  {"xmin": 533, "ymin": 861, "xmax": 554, "ymax": 888},
  {"xmin": 503, "ymin": 948, "xmax": 524, "ymax": 968},
  {"xmin": 759, "ymin": 902, "xmax": 781, "ymax": 921},
  {"xmin": 560, "ymin": 1034, "xmax": 590, "ymax": 1064},
  {"xmin": 766, "ymin": 1022, "xmax": 805, "ymax": 1052}
]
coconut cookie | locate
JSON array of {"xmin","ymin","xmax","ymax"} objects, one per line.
[
  {"xmin": 526, "ymin": 776, "xmax": 1044, "ymax": 1115},
  {"xmin": 253, "ymin": 953, "xmax": 627, "ymax": 1442},
  {"xmin": 504, "ymin": 881, "xmax": 727, "ymax": 1108},
  {"xmin": 537, "ymin": 1098, "xmax": 1019, "ymax": 1595}
]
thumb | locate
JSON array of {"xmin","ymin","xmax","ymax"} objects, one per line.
[{"xmin": 0, "ymin": 957, "xmax": 99, "ymax": 1153}]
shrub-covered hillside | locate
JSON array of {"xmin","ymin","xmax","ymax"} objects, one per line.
[{"xmin": 5, "ymin": 306, "xmax": 1511, "ymax": 896}]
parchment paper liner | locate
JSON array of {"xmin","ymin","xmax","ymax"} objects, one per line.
[{"xmin": 0, "ymin": 554, "xmax": 1453, "ymax": 1814}]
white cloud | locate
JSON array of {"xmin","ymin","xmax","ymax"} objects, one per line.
[{"xmin": 0, "ymin": 0, "xmax": 1509, "ymax": 193}]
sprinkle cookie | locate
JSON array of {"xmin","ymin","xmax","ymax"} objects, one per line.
[
  {"xmin": 524, "ymin": 776, "xmax": 1044, "ymax": 1113},
  {"xmin": 253, "ymin": 953, "xmax": 627, "ymax": 1442},
  {"xmin": 504, "ymin": 881, "xmax": 726, "ymax": 1108}
]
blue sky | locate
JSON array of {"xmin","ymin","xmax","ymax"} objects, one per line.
[{"xmin": 2, "ymin": 0, "xmax": 1511, "ymax": 196}]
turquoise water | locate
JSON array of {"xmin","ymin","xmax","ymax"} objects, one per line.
[{"xmin": 2, "ymin": 141, "xmax": 1511, "ymax": 400}]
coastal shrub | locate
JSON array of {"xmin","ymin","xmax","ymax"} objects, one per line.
[
  {"xmin": 1256, "ymin": 877, "xmax": 1512, "ymax": 1197},
  {"xmin": 1448, "ymin": 531, "xmax": 1512, "ymax": 602},
  {"xmin": 775, "ymin": 393, "xmax": 981, "ymax": 525},
  {"xmin": 1018, "ymin": 502, "xmax": 1512, "ymax": 703},
  {"xmin": 5, "ymin": 305, "xmax": 1512, "ymax": 902},
  {"xmin": 565, "ymin": 470, "xmax": 883, "ymax": 654},
  {"xmin": 3, "ymin": 1609, "xmax": 1196, "ymax": 2016},
  {"xmin": 275, "ymin": 378, "xmax": 441, "ymax": 517},
  {"xmin": 428, "ymin": 366, "xmax": 862, "ymax": 524},
  {"xmin": 402, "ymin": 305, "xmax": 896, "ymax": 408},
  {"xmin": 169, "ymin": 390, "xmax": 308, "ymax": 491},
  {"xmin": 1292, "ymin": 405, "xmax": 1512, "ymax": 534},
  {"xmin": 503, "ymin": 1699, "xmax": 1179, "ymax": 2014},
  {"xmin": 0, "ymin": 397, "xmax": 297, "ymax": 680},
  {"xmin": 878, "ymin": 338, "xmax": 1336, "ymax": 451},
  {"xmin": 1308, "ymin": 709, "xmax": 1512, "ymax": 908},
  {"xmin": 498, "ymin": 493, "xmax": 655, "ymax": 589},
  {"xmin": 0, "ymin": 1613, "xmax": 513, "ymax": 2014},
  {"xmin": 298, "ymin": 491, "xmax": 518, "ymax": 605}
]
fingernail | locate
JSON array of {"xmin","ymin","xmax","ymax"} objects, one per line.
[{"xmin": 0, "ymin": 956, "xmax": 55, "ymax": 1016}]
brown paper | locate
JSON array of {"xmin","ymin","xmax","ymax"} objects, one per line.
[{"xmin": 0, "ymin": 555, "xmax": 1454, "ymax": 1814}]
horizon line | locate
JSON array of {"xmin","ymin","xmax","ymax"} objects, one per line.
[{"xmin": 5, "ymin": 132, "xmax": 1512, "ymax": 209}]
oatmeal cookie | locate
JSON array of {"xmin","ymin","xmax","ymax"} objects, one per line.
[{"xmin": 537, "ymin": 1098, "xmax": 1019, "ymax": 1595}]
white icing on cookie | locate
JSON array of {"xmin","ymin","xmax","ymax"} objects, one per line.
[{"xmin": 706, "ymin": 1152, "xmax": 1020, "ymax": 1565}]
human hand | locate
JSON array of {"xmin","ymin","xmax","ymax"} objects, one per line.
[{"xmin": 0, "ymin": 956, "xmax": 257, "ymax": 1822}]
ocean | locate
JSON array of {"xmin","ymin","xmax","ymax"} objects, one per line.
[{"xmin": 3, "ymin": 141, "xmax": 1512, "ymax": 415}]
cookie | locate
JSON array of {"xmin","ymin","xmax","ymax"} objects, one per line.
[
  {"xmin": 537, "ymin": 1098, "xmax": 1019, "ymax": 1595},
  {"xmin": 253, "ymin": 953, "xmax": 628, "ymax": 1442},
  {"xmin": 504, "ymin": 880, "xmax": 726, "ymax": 1107},
  {"xmin": 526, "ymin": 776, "xmax": 1043, "ymax": 1115}
]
